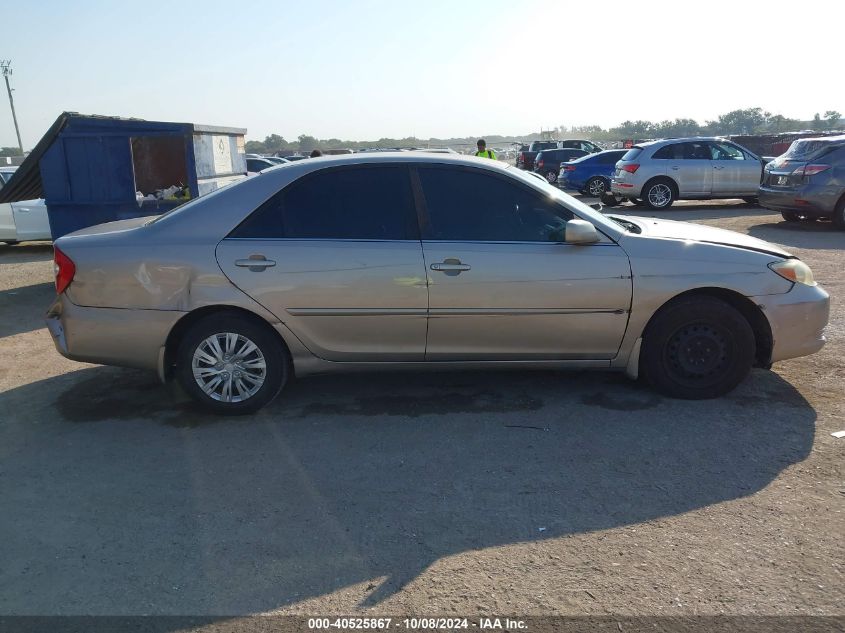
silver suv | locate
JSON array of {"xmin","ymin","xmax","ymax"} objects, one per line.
[{"xmin": 610, "ymin": 137, "xmax": 766, "ymax": 209}]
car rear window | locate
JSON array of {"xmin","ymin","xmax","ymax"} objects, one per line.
[
  {"xmin": 621, "ymin": 148, "xmax": 643, "ymax": 161},
  {"xmin": 781, "ymin": 139, "xmax": 841, "ymax": 161}
]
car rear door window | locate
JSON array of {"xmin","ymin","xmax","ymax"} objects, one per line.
[
  {"xmin": 652, "ymin": 145, "xmax": 677, "ymax": 159},
  {"xmin": 417, "ymin": 167, "xmax": 573, "ymax": 242},
  {"xmin": 231, "ymin": 165, "xmax": 418, "ymax": 240}
]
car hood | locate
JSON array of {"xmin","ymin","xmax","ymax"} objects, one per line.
[{"xmin": 611, "ymin": 215, "xmax": 793, "ymax": 258}]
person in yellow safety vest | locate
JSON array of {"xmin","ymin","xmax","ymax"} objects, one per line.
[{"xmin": 475, "ymin": 139, "xmax": 497, "ymax": 159}]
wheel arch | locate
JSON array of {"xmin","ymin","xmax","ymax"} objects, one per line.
[
  {"xmin": 643, "ymin": 175, "xmax": 679, "ymax": 199},
  {"xmin": 639, "ymin": 287, "xmax": 773, "ymax": 369},
  {"xmin": 162, "ymin": 305, "xmax": 294, "ymax": 381}
]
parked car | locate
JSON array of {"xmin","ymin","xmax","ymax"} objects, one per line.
[
  {"xmin": 559, "ymin": 139, "xmax": 603, "ymax": 154},
  {"xmin": 281, "ymin": 155, "xmax": 308, "ymax": 161},
  {"xmin": 246, "ymin": 157, "xmax": 278, "ymax": 173},
  {"xmin": 610, "ymin": 137, "xmax": 766, "ymax": 209},
  {"xmin": 45, "ymin": 153, "xmax": 828, "ymax": 414},
  {"xmin": 517, "ymin": 140, "xmax": 602, "ymax": 171},
  {"xmin": 758, "ymin": 135, "xmax": 845, "ymax": 227},
  {"xmin": 516, "ymin": 140, "xmax": 558, "ymax": 170},
  {"xmin": 263, "ymin": 156, "xmax": 290, "ymax": 165},
  {"xmin": 559, "ymin": 150, "xmax": 628, "ymax": 196},
  {"xmin": 533, "ymin": 148, "xmax": 589, "ymax": 183},
  {"xmin": 0, "ymin": 167, "xmax": 52, "ymax": 244}
]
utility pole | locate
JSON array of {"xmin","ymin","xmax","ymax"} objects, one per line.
[{"xmin": 1, "ymin": 61, "xmax": 24, "ymax": 155}]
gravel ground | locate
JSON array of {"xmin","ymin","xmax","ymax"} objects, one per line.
[{"xmin": 0, "ymin": 201, "xmax": 842, "ymax": 619}]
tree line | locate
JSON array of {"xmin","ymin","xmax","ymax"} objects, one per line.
[{"xmin": 244, "ymin": 107, "xmax": 843, "ymax": 154}]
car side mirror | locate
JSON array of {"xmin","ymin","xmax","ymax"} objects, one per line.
[{"xmin": 565, "ymin": 219, "xmax": 600, "ymax": 244}]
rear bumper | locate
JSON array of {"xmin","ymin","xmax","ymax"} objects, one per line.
[
  {"xmin": 46, "ymin": 294, "xmax": 185, "ymax": 371},
  {"xmin": 611, "ymin": 179, "xmax": 642, "ymax": 197},
  {"xmin": 753, "ymin": 283, "xmax": 829, "ymax": 363},
  {"xmin": 758, "ymin": 184, "xmax": 840, "ymax": 217}
]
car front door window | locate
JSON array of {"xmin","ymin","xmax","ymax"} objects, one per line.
[{"xmin": 416, "ymin": 167, "xmax": 573, "ymax": 243}]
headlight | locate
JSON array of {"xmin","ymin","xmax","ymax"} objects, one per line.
[{"xmin": 768, "ymin": 259, "xmax": 816, "ymax": 286}]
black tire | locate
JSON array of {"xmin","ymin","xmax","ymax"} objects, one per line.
[
  {"xmin": 642, "ymin": 178, "xmax": 676, "ymax": 210},
  {"xmin": 585, "ymin": 177, "xmax": 608, "ymax": 197},
  {"xmin": 833, "ymin": 196, "xmax": 845, "ymax": 229},
  {"xmin": 641, "ymin": 296, "xmax": 755, "ymax": 400},
  {"xmin": 600, "ymin": 192, "xmax": 622, "ymax": 206},
  {"xmin": 176, "ymin": 313, "xmax": 288, "ymax": 415},
  {"xmin": 629, "ymin": 198, "xmax": 645, "ymax": 206},
  {"xmin": 742, "ymin": 197, "xmax": 758, "ymax": 205}
]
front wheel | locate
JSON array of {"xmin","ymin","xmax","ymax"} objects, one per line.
[
  {"xmin": 641, "ymin": 296, "xmax": 755, "ymax": 400},
  {"xmin": 585, "ymin": 177, "xmax": 608, "ymax": 197},
  {"xmin": 643, "ymin": 180, "xmax": 675, "ymax": 210},
  {"xmin": 176, "ymin": 313, "xmax": 288, "ymax": 414}
]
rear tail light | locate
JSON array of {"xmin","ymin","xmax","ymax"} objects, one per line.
[
  {"xmin": 537, "ymin": 160, "xmax": 544, "ymax": 168},
  {"xmin": 801, "ymin": 164, "xmax": 830, "ymax": 177},
  {"xmin": 621, "ymin": 164, "xmax": 640, "ymax": 173},
  {"xmin": 563, "ymin": 165, "xmax": 577, "ymax": 171},
  {"xmin": 54, "ymin": 246, "xmax": 76, "ymax": 295}
]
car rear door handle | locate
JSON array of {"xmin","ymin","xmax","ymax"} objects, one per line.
[
  {"xmin": 713, "ymin": 165, "xmax": 726, "ymax": 170},
  {"xmin": 430, "ymin": 260, "xmax": 471, "ymax": 274},
  {"xmin": 670, "ymin": 166, "xmax": 680, "ymax": 170},
  {"xmin": 235, "ymin": 256, "xmax": 276, "ymax": 271}
]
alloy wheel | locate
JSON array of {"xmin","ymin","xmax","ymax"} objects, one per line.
[
  {"xmin": 191, "ymin": 332, "xmax": 267, "ymax": 403},
  {"xmin": 587, "ymin": 178, "xmax": 606, "ymax": 196},
  {"xmin": 647, "ymin": 183, "xmax": 672, "ymax": 208}
]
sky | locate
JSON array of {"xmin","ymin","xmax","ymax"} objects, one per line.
[{"xmin": 1, "ymin": 0, "xmax": 842, "ymax": 149}]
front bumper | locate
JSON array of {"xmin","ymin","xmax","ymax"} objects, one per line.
[
  {"xmin": 752, "ymin": 282, "xmax": 829, "ymax": 363},
  {"xmin": 46, "ymin": 294, "xmax": 185, "ymax": 371},
  {"xmin": 758, "ymin": 184, "xmax": 840, "ymax": 217}
]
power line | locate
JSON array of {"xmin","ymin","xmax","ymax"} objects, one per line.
[{"xmin": 1, "ymin": 60, "xmax": 24, "ymax": 154}]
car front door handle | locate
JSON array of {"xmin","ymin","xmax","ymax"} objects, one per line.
[
  {"xmin": 235, "ymin": 256, "xmax": 276, "ymax": 271},
  {"xmin": 430, "ymin": 259, "xmax": 471, "ymax": 274},
  {"xmin": 670, "ymin": 166, "xmax": 680, "ymax": 170},
  {"xmin": 713, "ymin": 165, "xmax": 726, "ymax": 170}
]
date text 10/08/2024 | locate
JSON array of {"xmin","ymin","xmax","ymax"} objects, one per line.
[{"xmin": 307, "ymin": 617, "xmax": 527, "ymax": 630}]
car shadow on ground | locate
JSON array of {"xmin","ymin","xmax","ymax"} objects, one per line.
[
  {"xmin": 0, "ymin": 282, "xmax": 54, "ymax": 338},
  {"xmin": 0, "ymin": 241, "xmax": 53, "ymax": 264},
  {"xmin": 0, "ymin": 365, "xmax": 816, "ymax": 617},
  {"xmin": 599, "ymin": 203, "xmax": 775, "ymax": 223},
  {"xmin": 747, "ymin": 219, "xmax": 843, "ymax": 250}
]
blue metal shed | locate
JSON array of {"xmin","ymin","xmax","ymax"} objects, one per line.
[{"xmin": 0, "ymin": 112, "xmax": 247, "ymax": 238}]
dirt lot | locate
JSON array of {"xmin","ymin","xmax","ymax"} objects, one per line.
[{"xmin": 0, "ymin": 201, "xmax": 842, "ymax": 619}]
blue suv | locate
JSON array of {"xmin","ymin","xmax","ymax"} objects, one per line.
[{"xmin": 558, "ymin": 149, "xmax": 627, "ymax": 197}]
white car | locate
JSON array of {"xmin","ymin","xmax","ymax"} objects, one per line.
[{"xmin": 0, "ymin": 166, "xmax": 52, "ymax": 243}]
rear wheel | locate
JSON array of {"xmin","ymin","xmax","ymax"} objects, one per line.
[
  {"xmin": 585, "ymin": 177, "xmax": 608, "ymax": 197},
  {"xmin": 176, "ymin": 313, "xmax": 288, "ymax": 415},
  {"xmin": 641, "ymin": 296, "xmax": 755, "ymax": 399},
  {"xmin": 643, "ymin": 179, "xmax": 676, "ymax": 210},
  {"xmin": 545, "ymin": 170, "xmax": 558, "ymax": 184}
]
